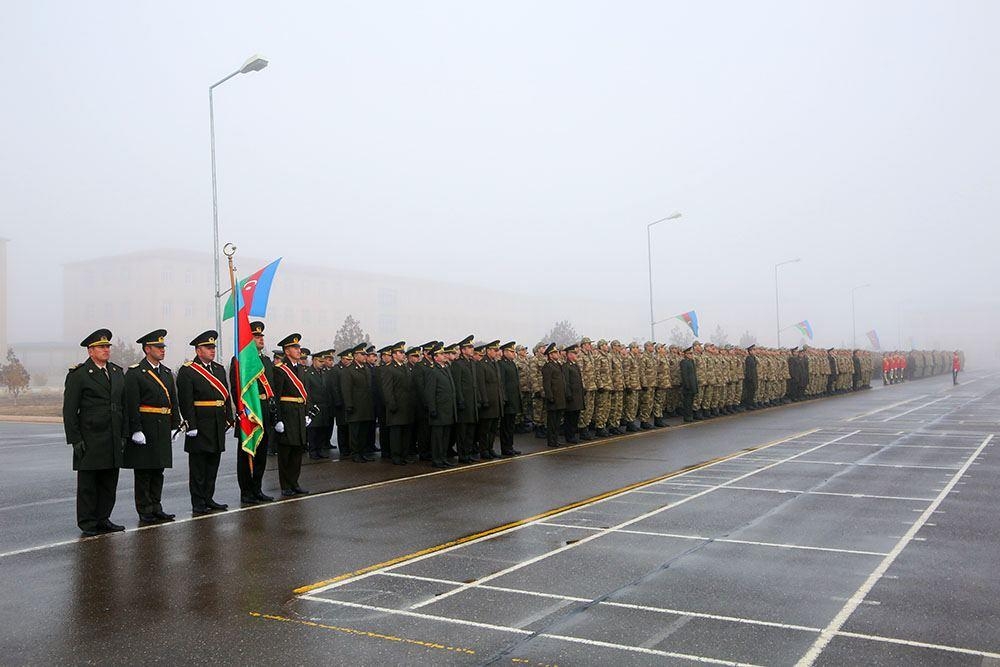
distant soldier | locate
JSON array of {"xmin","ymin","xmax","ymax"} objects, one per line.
[
  {"xmin": 330, "ymin": 348, "xmax": 353, "ymax": 460},
  {"xmin": 380, "ymin": 342, "xmax": 415, "ymax": 465},
  {"xmin": 609, "ymin": 340, "xmax": 626, "ymax": 432},
  {"xmin": 577, "ymin": 337, "xmax": 597, "ymax": 440},
  {"xmin": 622, "ymin": 343, "xmax": 641, "ymax": 431},
  {"xmin": 476, "ymin": 341, "xmax": 504, "ymax": 459},
  {"xmin": 563, "ymin": 344, "xmax": 585, "ymax": 444},
  {"xmin": 743, "ymin": 345, "xmax": 759, "ymax": 409},
  {"xmin": 497, "ymin": 341, "xmax": 523, "ymax": 456},
  {"xmin": 451, "ymin": 336, "xmax": 481, "ymax": 462},
  {"xmin": 593, "ymin": 340, "xmax": 613, "ymax": 437},
  {"xmin": 341, "ymin": 343, "xmax": 377, "ymax": 464},
  {"xmin": 541, "ymin": 343, "xmax": 566, "ymax": 447},
  {"xmin": 305, "ymin": 349, "xmax": 334, "ymax": 460},
  {"xmin": 653, "ymin": 344, "xmax": 671, "ymax": 427},
  {"xmin": 531, "ymin": 343, "xmax": 548, "ymax": 439},
  {"xmin": 425, "ymin": 345, "xmax": 458, "ymax": 468},
  {"xmin": 638, "ymin": 342, "xmax": 657, "ymax": 429},
  {"xmin": 229, "ymin": 321, "xmax": 277, "ymax": 503},
  {"xmin": 176, "ymin": 330, "xmax": 232, "ymax": 515},
  {"xmin": 679, "ymin": 346, "xmax": 698, "ymax": 423},
  {"xmin": 272, "ymin": 333, "xmax": 313, "ymax": 495},
  {"xmin": 124, "ymin": 329, "xmax": 181, "ymax": 523},
  {"xmin": 514, "ymin": 345, "xmax": 532, "ymax": 433},
  {"xmin": 64, "ymin": 329, "xmax": 126, "ymax": 536}
]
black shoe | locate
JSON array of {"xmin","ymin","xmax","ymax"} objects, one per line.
[
  {"xmin": 502, "ymin": 449, "xmax": 520, "ymax": 456},
  {"xmin": 206, "ymin": 500, "xmax": 228, "ymax": 511},
  {"xmin": 363, "ymin": 454, "xmax": 379, "ymax": 462},
  {"xmin": 547, "ymin": 442, "xmax": 560, "ymax": 448},
  {"xmin": 442, "ymin": 460, "xmax": 457, "ymax": 467},
  {"xmin": 240, "ymin": 495, "xmax": 261, "ymax": 505},
  {"xmin": 154, "ymin": 511, "xmax": 175, "ymax": 521},
  {"xmin": 293, "ymin": 486, "xmax": 309, "ymax": 495},
  {"xmin": 255, "ymin": 492, "xmax": 274, "ymax": 503},
  {"xmin": 596, "ymin": 428, "xmax": 610, "ymax": 437},
  {"xmin": 640, "ymin": 421, "xmax": 653, "ymax": 430},
  {"xmin": 470, "ymin": 453, "xmax": 482, "ymax": 461},
  {"xmin": 317, "ymin": 450, "xmax": 330, "ymax": 458},
  {"xmin": 392, "ymin": 458, "xmax": 407, "ymax": 465},
  {"xmin": 683, "ymin": 417, "xmax": 694, "ymax": 423},
  {"xmin": 693, "ymin": 414, "xmax": 704, "ymax": 421},
  {"xmin": 432, "ymin": 461, "xmax": 447, "ymax": 468},
  {"xmin": 579, "ymin": 431, "xmax": 593, "ymax": 441},
  {"xmin": 282, "ymin": 489, "xmax": 297, "ymax": 497},
  {"xmin": 626, "ymin": 422, "xmax": 640, "ymax": 432},
  {"xmin": 138, "ymin": 513, "xmax": 160, "ymax": 524},
  {"xmin": 100, "ymin": 520, "xmax": 126, "ymax": 532},
  {"xmin": 192, "ymin": 506, "xmax": 211, "ymax": 516},
  {"xmin": 308, "ymin": 453, "xmax": 322, "ymax": 460},
  {"xmin": 458, "ymin": 456, "xmax": 472, "ymax": 463}
]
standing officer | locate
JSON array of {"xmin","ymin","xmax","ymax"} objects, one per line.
[
  {"xmin": 562, "ymin": 344, "xmax": 584, "ymax": 444},
  {"xmin": 64, "ymin": 329, "xmax": 126, "ymax": 536},
  {"xmin": 425, "ymin": 345, "xmax": 458, "ymax": 468},
  {"xmin": 306, "ymin": 349, "xmax": 333, "ymax": 460},
  {"xmin": 176, "ymin": 330, "xmax": 232, "ymax": 515},
  {"xmin": 272, "ymin": 334, "xmax": 312, "ymax": 495},
  {"xmin": 330, "ymin": 348, "xmax": 353, "ymax": 460},
  {"xmin": 124, "ymin": 329, "xmax": 181, "ymax": 524},
  {"xmin": 497, "ymin": 341, "xmax": 523, "ymax": 456},
  {"xmin": 577, "ymin": 337, "xmax": 597, "ymax": 440},
  {"xmin": 341, "ymin": 343, "xmax": 377, "ymax": 463},
  {"xmin": 680, "ymin": 345, "xmax": 698, "ymax": 423},
  {"xmin": 229, "ymin": 321, "xmax": 277, "ymax": 504},
  {"xmin": 541, "ymin": 343, "xmax": 566, "ymax": 447},
  {"xmin": 476, "ymin": 341, "xmax": 504, "ymax": 460},
  {"xmin": 380, "ymin": 342, "xmax": 415, "ymax": 465},
  {"xmin": 451, "ymin": 336, "xmax": 480, "ymax": 462}
]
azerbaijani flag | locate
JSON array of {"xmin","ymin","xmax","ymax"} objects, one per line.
[
  {"xmin": 866, "ymin": 330, "xmax": 881, "ymax": 350},
  {"xmin": 223, "ymin": 258, "xmax": 282, "ymax": 320},
  {"xmin": 794, "ymin": 320, "xmax": 814, "ymax": 340},
  {"xmin": 230, "ymin": 259, "xmax": 281, "ymax": 457},
  {"xmin": 675, "ymin": 310, "xmax": 699, "ymax": 337}
]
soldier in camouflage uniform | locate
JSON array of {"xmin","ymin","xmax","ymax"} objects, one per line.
[
  {"xmin": 666, "ymin": 345, "xmax": 682, "ymax": 416},
  {"xmin": 593, "ymin": 339, "xmax": 613, "ymax": 437},
  {"xmin": 692, "ymin": 342, "xmax": 707, "ymax": 420},
  {"xmin": 653, "ymin": 344, "xmax": 671, "ymax": 427},
  {"xmin": 577, "ymin": 337, "xmax": 597, "ymax": 440},
  {"xmin": 637, "ymin": 342, "xmax": 657, "ymax": 429},
  {"xmin": 609, "ymin": 340, "xmax": 626, "ymax": 433},
  {"xmin": 623, "ymin": 342, "xmax": 642, "ymax": 432},
  {"xmin": 514, "ymin": 345, "xmax": 532, "ymax": 432},
  {"xmin": 531, "ymin": 343, "xmax": 547, "ymax": 438}
]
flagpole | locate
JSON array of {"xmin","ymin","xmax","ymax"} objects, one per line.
[{"xmin": 224, "ymin": 244, "xmax": 251, "ymax": 474}]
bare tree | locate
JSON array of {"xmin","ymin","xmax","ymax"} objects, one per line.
[
  {"xmin": 709, "ymin": 324, "xmax": 730, "ymax": 347},
  {"xmin": 738, "ymin": 330, "xmax": 757, "ymax": 348},
  {"xmin": 542, "ymin": 320, "xmax": 579, "ymax": 347},
  {"xmin": 668, "ymin": 325, "xmax": 694, "ymax": 347},
  {"xmin": 1, "ymin": 347, "xmax": 31, "ymax": 405},
  {"xmin": 334, "ymin": 315, "xmax": 371, "ymax": 353},
  {"xmin": 112, "ymin": 337, "xmax": 142, "ymax": 367}
]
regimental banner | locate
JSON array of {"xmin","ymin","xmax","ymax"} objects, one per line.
[
  {"xmin": 794, "ymin": 320, "xmax": 814, "ymax": 340},
  {"xmin": 866, "ymin": 329, "xmax": 881, "ymax": 350},
  {"xmin": 675, "ymin": 310, "xmax": 699, "ymax": 338}
]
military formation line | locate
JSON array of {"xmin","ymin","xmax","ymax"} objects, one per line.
[{"xmin": 61, "ymin": 324, "xmax": 963, "ymax": 537}]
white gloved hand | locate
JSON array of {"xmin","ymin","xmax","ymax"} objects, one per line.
[
  {"xmin": 305, "ymin": 417, "xmax": 312, "ymax": 427},
  {"xmin": 131, "ymin": 432, "xmax": 146, "ymax": 445},
  {"xmin": 275, "ymin": 421, "xmax": 285, "ymax": 433},
  {"xmin": 186, "ymin": 429, "xmax": 199, "ymax": 437}
]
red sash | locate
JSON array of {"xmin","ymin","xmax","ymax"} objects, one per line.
[
  {"xmin": 258, "ymin": 373, "xmax": 274, "ymax": 399},
  {"xmin": 279, "ymin": 364, "xmax": 308, "ymax": 401},
  {"xmin": 189, "ymin": 362, "xmax": 230, "ymax": 401}
]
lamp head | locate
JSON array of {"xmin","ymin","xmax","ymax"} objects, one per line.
[{"xmin": 240, "ymin": 55, "xmax": 269, "ymax": 74}]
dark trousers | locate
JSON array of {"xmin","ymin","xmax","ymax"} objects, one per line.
[
  {"xmin": 953, "ymin": 369, "xmax": 959, "ymax": 384},
  {"xmin": 415, "ymin": 414, "xmax": 431, "ymax": 459},
  {"xmin": 349, "ymin": 421, "xmax": 373, "ymax": 458},
  {"xmin": 77, "ymin": 468, "xmax": 119, "ymax": 531},
  {"xmin": 335, "ymin": 422, "xmax": 351, "ymax": 459},
  {"xmin": 455, "ymin": 422, "xmax": 476, "ymax": 458},
  {"xmin": 133, "ymin": 468, "xmax": 165, "ymax": 515},
  {"xmin": 430, "ymin": 424, "xmax": 451, "ymax": 464},
  {"xmin": 499, "ymin": 413, "xmax": 516, "ymax": 453},
  {"xmin": 237, "ymin": 431, "xmax": 269, "ymax": 497},
  {"xmin": 189, "ymin": 451, "xmax": 221, "ymax": 510},
  {"xmin": 387, "ymin": 424, "xmax": 412, "ymax": 461},
  {"xmin": 546, "ymin": 409, "xmax": 563, "ymax": 446},
  {"xmin": 277, "ymin": 444, "xmax": 302, "ymax": 490},
  {"xmin": 476, "ymin": 418, "xmax": 499, "ymax": 455},
  {"xmin": 307, "ymin": 425, "xmax": 332, "ymax": 455},
  {"xmin": 681, "ymin": 391, "xmax": 695, "ymax": 420},
  {"xmin": 563, "ymin": 410, "xmax": 580, "ymax": 442}
]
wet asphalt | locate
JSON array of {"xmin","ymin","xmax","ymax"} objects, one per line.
[{"xmin": 0, "ymin": 371, "xmax": 997, "ymax": 665}]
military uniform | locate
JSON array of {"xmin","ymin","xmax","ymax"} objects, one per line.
[
  {"xmin": 64, "ymin": 329, "xmax": 126, "ymax": 535},
  {"xmin": 229, "ymin": 321, "xmax": 277, "ymax": 503},
  {"xmin": 541, "ymin": 344, "xmax": 566, "ymax": 447},
  {"xmin": 498, "ymin": 342, "xmax": 523, "ymax": 456},
  {"xmin": 451, "ymin": 336, "xmax": 482, "ymax": 461},
  {"xmin": 679, "ymin": 347, "xmax": 698, "ymax": 422},
  {"xmin": 562, "ymin": 344, "xmax": 584, "ymax": 444},
  {"xmin": 476, "ymin": 341, "xmax": 504, "ymax": 459},
  {"xmin": 609, "ymin": 341, "xmax": 626, "ymax": 432},
  {"xmin": 176, "ymin": 330, "xmax": 233, "ymax": 514},
  {"xmin": 273, "ymin": 333, "xmax": 314, "ymax": 494},
  {"xmin": 340, "ymin": 343, "xmax": 377, "ymax": 463},
  {"xmin": 577, "ymin": 338, "xmax": 597, "ymax": 439},
  {"xmin": 593, "ymin": 341, "xmax": 613, "ymax": 436},
  {"xmin": 381, "ymin": 343, "xmax": 416, "ymax": 465},
  {"xmin": 124, "ymin": 330, "xmax": 181, "ymax": 522},
  {"xmin": 425, "ymin": 347, "xmax": 458, "ymax": 467}
]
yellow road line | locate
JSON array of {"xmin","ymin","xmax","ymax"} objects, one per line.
[
  {"xmin": 293, "ymin": 427, "xmax": 819, "ymax": 595},
  {"xmin": 248, "ymin": 611, "xmax": 477, "ymax": 655}
]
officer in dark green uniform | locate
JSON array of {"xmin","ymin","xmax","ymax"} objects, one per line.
[
  {"xmin": 425, "ymin": 345, "xmax": 458, "ymax": 468},
  {"xmin": 341, "ymin": 343, "xmax": 377, "ymax": 463},
  {"xmin": 541, "ymin": 343, "xmax": 566, "ymax": 448},
  {"xmin": 229, "ymin": 321, "xmax": 277, "ymax": 504},
  {"xmin": 63, "ymin": 329, "xmax": 126, "ymax": 536},
  {"xmin": 380, "ymin": 342, "xmax": 415, "ymax": 465},
  {"xmin": 124, "ymin": 329, "xmax": 181, "ymax": 524},
  {"xmin": 176, "ymin": 330, "xmax": 233, "ymax": 515},
  {"xmin": 272, "ymin": 333, "xmax": 311, "ymax": 495},
  {"xmin": 476, "ymin": 340, "xmax": 504, "ymax": 459},
  {"xmin": 497, "ymin": 341, "xmax": 522, "ymax": 456},
  {"xmin": 330, "ymin": 348, "xmax": 353, "ymax": 460},
  {"xmin": 306, "ymin": 348, "xmax": 333, "ymax": 460},
  {"xmin": 680, "ymin": 346, "xmax": 698, "ymax": 423}
]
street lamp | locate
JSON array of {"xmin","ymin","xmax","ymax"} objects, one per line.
[
  {"xmin": 209, "ymin": 54, "xmax": 268, "ymax": 348},
  {"xmin": 851, "ymin": 283, "xmax": 871, "ymax": 349},
  {"xmin": 647, "ymin": 212, "xmax": 683, "ymax": 341},
  {"xmin": 774, "ymin": 258, "xmax": 801, "ymax": 347}
]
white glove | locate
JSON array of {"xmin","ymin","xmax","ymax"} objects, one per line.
[
  {"xmin": 131, "ymin": 432, "xmax": 146, "ymax": 445},
  {"xmin": 275, "ymin": 421, "xmax": 285, "ymax": 433},
  {"xmin": 186, "ymin": 429, "xmax": 199, "ymax": 437},
  {"xmin": 305, "ymin": 417, "xmax": 312, "ymax": 427}
]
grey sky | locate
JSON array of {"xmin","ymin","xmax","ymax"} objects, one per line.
[{"xmin": 3, "ymin": 2, "xmax": 997, "ymax": 354}]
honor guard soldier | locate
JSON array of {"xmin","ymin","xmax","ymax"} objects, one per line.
[
  {"xmin": 425, "ymin": 345, "xmax": 458, "ymax": 467},
  {"xmin": 272, "ymin": 334, "xmax": 312, "ymax": 495},
  {"xmin": 380, "ymin": 342, "xmax": 415, "ymax": 465},
  {"xmin": 64, "ymin": 329, "xmax": 126, "ymax": 536},
  {"xmin": 497, "ymin": 341, "xmax": 522, "ymax": 456},
  {"xmin": 124, "ymin": 329, "xmax": 181, "ymax": 524},
  {"xmin": 341, "ymin": 343, "xmax": 378, "ymax": 463},
  {"xmin": 230, "ymin": 321, "xmax": 277, "ymax": 504},
  {"xmin": 176, "ymin": 330, "xmax": 233, "ymax": 515},
  {"xmin": 306, "ymin": 349, "xmax": 333, "ymax": 460}
]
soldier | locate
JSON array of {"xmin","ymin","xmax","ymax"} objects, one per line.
[
  {"xmin": 425, "ymin": 345, "xmax": 458, "ymax": 468},
  {"xmin": 410, "ymin": 342, "xmax": 436, "ymax": 461},
  {"xmin": 577, "ymin": 337, "xmax": 597, "ymax": 440},
  {"xmin": 541, "ymin": 343, "xmax": 566, "ymax": 447},
  {"xmin": 691, "ymin": 342, "xmax": 707, "ymax": 420},
  {"xmin": 679, "ymin": 345, "xmax": 698, "ymax": 423},
  {"xmin": 272, "ymin": 333, "xmax": 312, "ymax": 495},
  {"xmin": 666, "ymin": 345, "xmax": 683, "ymax": 417},
  {"xmin": 329, "ymin": 348, "xmax": 353, "ymax": 460},
  {"xmin": 531, "ymin": 343, "xmax": 548, "ymax": 439},
  {"xmin": 64, "ymin": 329, "xmax": 126, "ymax": 536},
  {"xmin": 497, "ymin": 341, "xmax": 523, "ymax": 456},
  {"xmin": 563, "ymin": 344, "xmax": 584, "ymax": 444},
  {"xmin": 176, "ymin": 330, "xmax": 233, "ymax": 515},
  {"xmin": 622, "ymin": 342, "xmax": 641, "ymax": 431},
  {"xmin": 514, "ymin": 345, "xmax": 532, "ymax": 433},
  {"xmin": 593, "ymin": 340, "xmax": 613, "ymax": 437},
  {"xmin": 638, "ymin": 342, "xmax": 657, "ymax": 429},
  {"xmin": 609, "ymin": 340, "xmax": 626, "ymax": 432},
  {"xmin": 379, "ymin": 342, "xmax": 414, "ymax": 465},
  {"xmin": 341, "ymin": 343, "xmax": 377, "ymax": 464},
  {"xmin": 653, "ymin": 344, "xmax": 671, "ymax": 427},
  {"xmin": 476, "ymin": 341, "xmax": 504, "ymax": 460},
  {"xmin": 743, "ymin": 345, "xmax": 759, "ymax": 409},
  {"xmin": 451, "ymin": 336, "xmax": 481, "ymax": 462},
  {"xmin": 124, "ymin": 329, "xmax": 181, "ymax": 524},
  {"xmin": 305, "ymin": 349, "xmax": 334, "ymax": 460},
  {"xmin": 229, "ymin": 321, "xmax": 277, "ymax": 504}
]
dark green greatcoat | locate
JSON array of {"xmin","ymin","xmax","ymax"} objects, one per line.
[
  {"xmin": 63, "ymin": 358, "xmax": 126, "ymax": 471},
  {"xmin": 124, "ymin": 359, "xmax": 180, "ymax": 469}
]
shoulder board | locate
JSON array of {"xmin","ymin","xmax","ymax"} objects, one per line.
[
  {"xmin": 68, "ymin": 363, "xmax": 83, "ymax": 372},
  {"xmin": 161, "ymin": 365, "xmax": 172, "ymax": 373},
  {"xmin": 129, "ymin": 363, "xmax": 140, "ymax": 369},
  {"xmin": 183, "ymin": 361, "xmax": 192, "ymax": 367},
  {"xmin": 275, "ymin": 361, "xmax": 284, "ymax": 367}
]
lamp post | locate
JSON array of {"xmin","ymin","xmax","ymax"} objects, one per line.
[
  {"xmin": 851, "ymin": 283, "xmax": 871, "ymax": 349},
  {"xmin": 209, "ymin": 54, "xmax": 268, "ymax": 347},
  {"xmin": 647, "ymin": 212, "xmax": 683, "ymax": 341},
  {"xmin": 774, "ymin": 258, "xmax": 801, "ymax": 347}
]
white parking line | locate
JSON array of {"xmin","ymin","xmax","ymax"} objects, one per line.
[
  {"xmin": 658, "ymin": 482, "xmax": 935, "ymax": 502},
  {"xmin": 795, "ymin": 433, "xmax": 994, "ymax": 666},
  {"xmin": 882, "ymin": 397, "xmax": 950, "ymax": 422},
  {"xmin": 845, "ymin": 396, "xmax": 929, "ymax": 422}
]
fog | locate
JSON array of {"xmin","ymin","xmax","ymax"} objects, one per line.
[{"xmin": 2, "ymin": 1, "xmax": 998, "ymax": 362}]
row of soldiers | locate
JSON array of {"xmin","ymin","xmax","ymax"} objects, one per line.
[{"xmin": 879, "ymin": 350, "xmax": 964, "ymax": 385}]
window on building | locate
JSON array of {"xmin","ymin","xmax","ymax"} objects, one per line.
[
  {"xmin": 163, "ymin": 302, "xmax": 172, "ymax": 317},
  {"xmin": 185, "ymin": 302, "xmax": 195, "ymax": 319}
]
